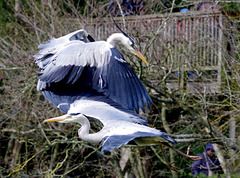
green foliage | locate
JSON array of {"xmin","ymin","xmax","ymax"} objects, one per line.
[{"xmin": 221, "ymin": 2, "xmax": 240, "ymax": 12}]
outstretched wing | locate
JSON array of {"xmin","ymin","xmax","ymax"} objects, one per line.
[
  {"xmin": 100, "ymin": 122, "xmax": 177, "ymax": 154},
  {"xmin": 34, "ymin": 30, "xmax": 152, "ymax": 113},
  {"xmin": 34, "ymin": 29, "xmax": 94, "ymax": 69},
  {"xmin": 102, "ymin": 49, "xmax": 152, "ymax": 113},
  {"xmin": 68, "ymin": 91, "xmax": 148, "ymax": 125},
  {"xmin": 41, "ymin": 88, "xmax": 147, "ymax": 125}
]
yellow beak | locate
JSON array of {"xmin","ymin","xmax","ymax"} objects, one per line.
[
  {"xmin": 134, "ymin": 49, "xmax": 148, "ymax": 64},
  {"xmin": 43, "ymin": 115, "xmax": 70, "ymax": 122}
]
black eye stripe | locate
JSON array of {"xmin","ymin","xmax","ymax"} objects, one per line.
[
  {"xmin": 128, "ymin": 37, "xmax": 135, "ymax": 45},
  {"xmin": 70, "ymin": 113, "xmax": 80, "ymax": 116}
]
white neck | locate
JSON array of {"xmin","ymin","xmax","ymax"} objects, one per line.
[{"xmin": 77, "ymin": 115, "xmax": 108, "ymax": 144}]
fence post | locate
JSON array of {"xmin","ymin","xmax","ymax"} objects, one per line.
[{"xmin": 217, "ymin": 13, "xmax": 223, "ymax": 92}]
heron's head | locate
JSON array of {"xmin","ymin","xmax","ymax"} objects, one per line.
[
  {"xmin": 107, "ymin": 33, "xmax": 148, "ymax": 64},
  {"xmin": 43, "ymin": 114, "xmax": 86, "ymax": 124}
]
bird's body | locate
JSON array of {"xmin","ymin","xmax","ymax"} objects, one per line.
[
  {"xmin": 44, "ymin": 92, "xmax": 177, "ymax": 154},
  {"xmin": 34, "ymin": 30, "xmax": 152, "ymax": 113},
  {"xmin": 44, "ymin": 91, "xmax": 201, "ymax": 163},
  {"xmin": 80, "ymin": 118, "xmax": 177, "ymax": 154}
]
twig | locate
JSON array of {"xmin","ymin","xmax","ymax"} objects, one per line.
[
  {"xmin": 62, "ymin": 146, "xmax": 99, "ymax": 176},
  {"xmin": 47, "ymin": 149, "xmax": 69, "ymax": 177},
  {"xmin": 8, "ymin": 147, "xmax": 47, "ymax": 176}
]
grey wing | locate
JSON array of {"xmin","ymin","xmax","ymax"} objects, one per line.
[
  {"xmin": 36, "ymin": 41, "xmax": 108, "ymax": 91},
  {"xmin": 36, "ymin": 41, "xmax": 152, "ymax": 113},
  {"xmin": 34, "ymin": 29, "xmax": 93, "ymax": 69},
  {"xmin": 35, "ymin": 34, "xmax": 152, "ymax": 113},
  {"xmin": 99, "ymin": 48, "xmax": 152, "ymax": 113},
  {"xmin": 100, "ymin": 123, "xmax": 177, "ymax": 154},
  {"xmin": 68, "ymin": 93, "xmax": 148, "ymax": 125}
]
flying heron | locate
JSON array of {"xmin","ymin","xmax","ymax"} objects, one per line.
[
  {"xmin": 43, "ymin": 91, "xmax": 175, "ymax": 153},
  {"xmin": 34, "ymin": 28, "xmax": 152, "ymax": 113},
  {"xmin": 43, "ymin": 90, "xmax": 201, "ymax": 171}
]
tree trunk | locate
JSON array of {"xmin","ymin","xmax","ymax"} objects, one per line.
[
  {"xmin": 229, "ymin": 117, "xmax": 236, "ymax": 166},
  {"xmin": 212, "ymin": 144, "xmax": 230, "ymax": 178}
]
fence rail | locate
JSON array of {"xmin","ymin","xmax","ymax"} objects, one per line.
[{"xmin": 83, "ymin": 11, "xmax": 223, "ymax": 71}]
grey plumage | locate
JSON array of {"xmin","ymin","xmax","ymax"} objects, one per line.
[
  {"xmin": 44, "ymin": 93, "xmax": 177, "ymax": 154},
  {"xmin": 34, "ymin": 29, "xmax": 152, "ymax": 113}
]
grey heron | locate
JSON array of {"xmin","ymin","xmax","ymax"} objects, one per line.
[
  {"xmin": 34, "ymin": 29, "xmax": 152, "ymax": 113},
  {"xmin": 43, "ymin": 90, "xmax": 201, "ymax": 169},
  {"xmin": 45, "ymin": 96, "xmax": 176, "ymax": 154},
  {"xmin": 44, "ymin": 91, "xmax": 176, "ymax": 154}
]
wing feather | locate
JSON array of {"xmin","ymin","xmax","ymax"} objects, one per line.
[
  {"xmin": 35, "ymin": 31, "xmax": 152, "ymax": 113},
  {"xmin": 105, "ymin": 49, "xmax": 152, "ymax": 113},
  {"xmin": 34, "ymin": 29, "xmax": 91, "ymax": 68},
  {"xmin": 68, "ymin": 92, "xmax": 148, "ymax": 125},
  {"xmin": 64, "ymin": 66, "xmax": 83, "ymax": 84},
  {"xmin": 101, "ymin": 125, "xmax": 177, "ymax": 154}
]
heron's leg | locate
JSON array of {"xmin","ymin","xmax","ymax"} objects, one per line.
[
  {"xmin": 160, "ymin": 142, "xmax": 202, "ymax": 161},
  {"xmin": 159, "ymin": 144, "xmax": 180, "ymax": 172}
]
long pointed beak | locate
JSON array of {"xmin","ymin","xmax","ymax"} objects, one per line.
[
  {"xmin": 134, "ymin": 49, "xmax": 148, "ymax": 64},
  {"xmin": 43, "ymin": 115, "xmax": 70, "ymax": 122}
]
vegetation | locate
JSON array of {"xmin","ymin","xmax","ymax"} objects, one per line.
[{"xmin": 0, "ymin": 0, "xmax": 239, "ymax": 177}]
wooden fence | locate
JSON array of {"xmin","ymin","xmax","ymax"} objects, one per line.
[
  {"xmin": 66, "ymin": 11, "xmax": 226, "ymax": 92},
  {"xmin": 85, "ymin": 12, "xmax": 223, "ymax": 66}
]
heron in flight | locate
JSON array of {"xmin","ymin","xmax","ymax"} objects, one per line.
[
  {"xmin": 34, "ymin": 28, "xmax": 152, "ymax": 113},
  {"xmin": 44, "ymin": 91, "xmax": 175, "ymax": 153},
  {"xmin": 43, "ymin": 90, "xmax": 201, "ymax": 171}
]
